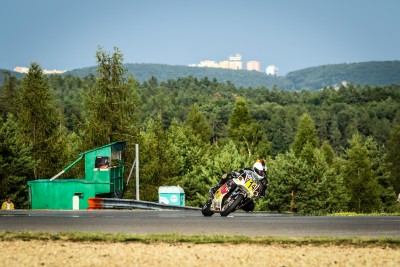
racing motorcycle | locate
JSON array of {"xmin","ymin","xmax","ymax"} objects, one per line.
[{"xmin": 202, "ymin": 170, "xmax": 261, "ymax": 217}]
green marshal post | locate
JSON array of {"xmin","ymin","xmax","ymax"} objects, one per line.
[{"xmin": 28, "ymin": 141, "xmax": 127, "ymax": 210}]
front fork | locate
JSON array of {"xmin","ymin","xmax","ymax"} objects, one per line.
[{"xmin": 224, "ymin": 190, "xmax": 245, "ymax": 209}]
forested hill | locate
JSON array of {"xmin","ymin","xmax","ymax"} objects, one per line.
[
  {"xmin": 0, "ymin": 71, "xmax": 24, "ymax": 81},
  {"xmin": 1, "ymin": 60, "xmax": 400, "ymax": 90},
  {"xmin": 64, "ymin": 64, "xmax": 291, "ymax": 89},
  {"xmin": 285, "ymin": 61, "xmax": 400, "ymax": 89}
]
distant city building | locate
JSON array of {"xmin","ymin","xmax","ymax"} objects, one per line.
[
  {"xmin": 190, "ymin": 54, "xmax": 278, "ymax": 74},
  {"xmin": 189, "ymin": 54, "xmax": 243, "ymax": 70},
  {"xmin": 14, "ymin": 66, "xmax": 66, "ymax": 74},
  {"xmin": 43, "ymin": 69, "xmax": 66, "ymax": 74},
  {"xmin": 219, "ymin": 60, "xmax": 230, "ymax": 69},
  {"xmin": 266, "ymin": 65, "xmax": 278, "ymax": 76},
  {"xmin": 192, "ymin": 60, "xmax": 220, "ymax": 68},
  {"xmin": 227, "ymin": 54, "xmax": 242, "ymax": 70},
  {"xmin": 333, "ymin": 80, "xmax": 349, "ymax": 91},
  {"xmin": 13, "ymin": 67, "xmax": 29, "ymax": 73},
  {"xmin": 247, "ymin": 61, "xmax": 261, "ymax": 72}
]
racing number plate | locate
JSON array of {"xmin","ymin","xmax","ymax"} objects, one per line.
[{"xmin": 245, "ymin": 179, "xmax": 258, "ymax": 192}]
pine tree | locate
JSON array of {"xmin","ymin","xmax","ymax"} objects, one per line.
[
  {"xmin": 228, "ymin": 98, "xmax": 252, "ymax": 134},
  {"xmin": 18, "ymin": 62, "xmax": 65, "ymax": 179},
  {"xmin": 268, "ymin": 107, "xmax": 293, "ymax": 156},
  {"xmin": 305, "ymin": 148, "xmax": 349, "ymax": 214},
  {"xmin": 228, "ymin": 98, "xmax": 270, "ymax": 158},
  {"xmin": 340, "ymin": 133, "xmax": 382, "ymax": 212},
  {"xmin": 263, "ymin": 114, "xmax": 349, "ymax": 214},
  {"xmin": 292, "ymin": 113, "xmax": 319, "ymax": 158},
  {"xmin": 320, "ymin": 141, "xmax": 335, "ymax": 166},
  {"xmin": 365, "ymin": 136, "xmax": 398, "ymax": 211},
  {"xmin": 185, "ymin": 103, "xmax": 212, "ymax": 143},
  {"xmin": 260, "ymin": 148, "xmax": 349, "ymax": 214},
  {"xmin": 0, "ymin": 71, "xmax": 18, "ymax": 117},
  {"xmin": 262, "ymin": 150, "xmax": 309, "ymax": 213},
  {"xmin": 135, "ymin": 116, "xmax": 180, "ymax": 201},
  {"xmin": 317, "ymin": 110, "xmax": 329, "ymax": 143},
  {"xmin": 0, "ymin": 114, "xmax": 37, "ymax": 208},
  {"xmin": 168, "ymin": 118, "xmax": 205, "ymax": 177},
  {"xmin": 82, "ymin": 47, "xmax": 139, "ymax": 149},
  {"xmin": 386, "ymin": 124, "xmax": 400, "ymax": 196},
  {"xmin": 329, "ymin": 114, "xmax": 342, "ymax": 153},
  {"xmin": 168, "ymin": 117, "xmax": 216, "ymax": 205}
]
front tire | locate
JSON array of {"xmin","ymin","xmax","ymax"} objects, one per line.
[
  {"xmin": 220, "ymin": 194, "xmax": 244, "ymax": 217},
  {"xmin": 202, "ymin": 201, "xmax": 214, "ymax": 216}
]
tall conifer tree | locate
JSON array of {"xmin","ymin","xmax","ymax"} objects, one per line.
[
  {"xmin": 82, "ymin": 47, "xmax": 139, "ymax": 149},
  {"xmin": 0, "ymin": 71, "xmax": 18, "ymax": 117},
  {"xmin": 386, "ymin": 124, "xmax": 400, "ymax": 195},
  {"xmin": 185, "ymin": 103, "xmax": 212, "ymax": 143},
  {"xmin": 0, "ymin": 114, "xmax": 36, "ymax": 208},
  {"xmin": 292, "ymin": 113, "xmax": 319, "ymax": 158},
  {"xmin": 340, "ymin": 133, "xmax": 382, "ymax": 212},
  {"xmin": 18, "ymin": 62, "xmax": 65, "ymax": 179},
  {"xmin": 228, "ymin": 98, "xmax": 270, "ymax": 158}
]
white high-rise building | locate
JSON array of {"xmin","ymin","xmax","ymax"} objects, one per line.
[
  {"xmin": 266, "ymin": 65, "xmax": 278, "ymax": 76},
  {"xmin": 227, "ymin": 54, "xmax": 242, "ymax": 70}
]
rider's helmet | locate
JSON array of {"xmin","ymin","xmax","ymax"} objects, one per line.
[{"xmin": 253, "ymin": 159, "xmax": 267, "ymax": 180}]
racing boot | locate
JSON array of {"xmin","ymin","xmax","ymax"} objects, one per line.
[{"xmin": 206, "ymin": 187, "xmax": 217, "ymax": 205}]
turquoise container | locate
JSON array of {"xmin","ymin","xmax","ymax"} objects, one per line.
[{"xmin": 158, "ymin": 186, "xmax": 185, "ymax": 206}]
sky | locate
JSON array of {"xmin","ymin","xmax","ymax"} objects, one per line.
[{"xmin": 1, "ymin": 0, "xmax": 400, "ymax": 76}]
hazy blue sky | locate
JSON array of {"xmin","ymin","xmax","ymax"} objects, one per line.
[{"xmin": 2, "ymin": 0, "xmax": 399, "ymax": 75}]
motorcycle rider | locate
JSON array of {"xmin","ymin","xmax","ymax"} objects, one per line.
[{"xmin": 209, "ymin": 159, "xmax": 269, "ymax": 212}]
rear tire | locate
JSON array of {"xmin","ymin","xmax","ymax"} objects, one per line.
[
  {"xmin": 202, "ymin": 201, "xmax": 214, "ymax": 217},
  {"xmin": 241, "ymin": 200, "xmax": 255, "ymax": 212},
  {"xmin": 220, "ymin": 194, "xmax": 244, "ymax": 217}
]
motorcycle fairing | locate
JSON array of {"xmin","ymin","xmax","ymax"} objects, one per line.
[{"xmin": 213, "ymin": 180, "xmax": 235, "ymax": 211}]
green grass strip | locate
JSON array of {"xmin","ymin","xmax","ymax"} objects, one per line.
[
  {"xmin": 329, "ymin": 212, "xmax": 400, "ymax": 216},
  {"xmin": 0, "ymin": 231, "xmax": 399, "ymax": 248}
]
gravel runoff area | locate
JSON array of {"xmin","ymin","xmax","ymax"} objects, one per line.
[{"xmin": 1, "ymin": 240, "xmax": 399, "ymax": 267}]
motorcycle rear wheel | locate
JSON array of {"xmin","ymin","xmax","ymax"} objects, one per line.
[
  {"xmin": 241, "ymin": 200, "xmax": 255, "ymax": 212},
  {"xmin": 220, "ymin": 194, "xmax": 244, "ymax": 217}
]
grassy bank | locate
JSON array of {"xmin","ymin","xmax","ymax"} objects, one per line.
[{"xmin": 1, "ymin": 231, "xmax": 399, "ymax": 248}]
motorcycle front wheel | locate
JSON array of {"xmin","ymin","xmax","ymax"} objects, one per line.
[
  {"xmin": 220, "ymin": 194, "xmax": 244, "ymax": 217},
  {"xmin": 201, "ymin": 200, "xmax": 214, "ymax": 217}
]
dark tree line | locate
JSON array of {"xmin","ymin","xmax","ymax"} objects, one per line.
[{"xmin": 1, "ymin": 48, "xmax": 399, "ymax": 213}]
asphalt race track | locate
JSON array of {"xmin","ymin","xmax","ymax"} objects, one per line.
[{"xmin": 0, "ymin": 210, "xmax": 399, "ymax": 237}]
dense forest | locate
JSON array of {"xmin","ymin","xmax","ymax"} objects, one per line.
[
  {"xmin": 2, "ymin": 60, "xmax": 400, "ymax": 90},
  {"xmin": 1, "ymin": 48, "xmax": 400, "ymax": 214}
]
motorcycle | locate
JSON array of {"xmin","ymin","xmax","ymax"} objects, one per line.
[{"xmin": 202, "ymin": 170, "xmax": 261, "ymax": 217}]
